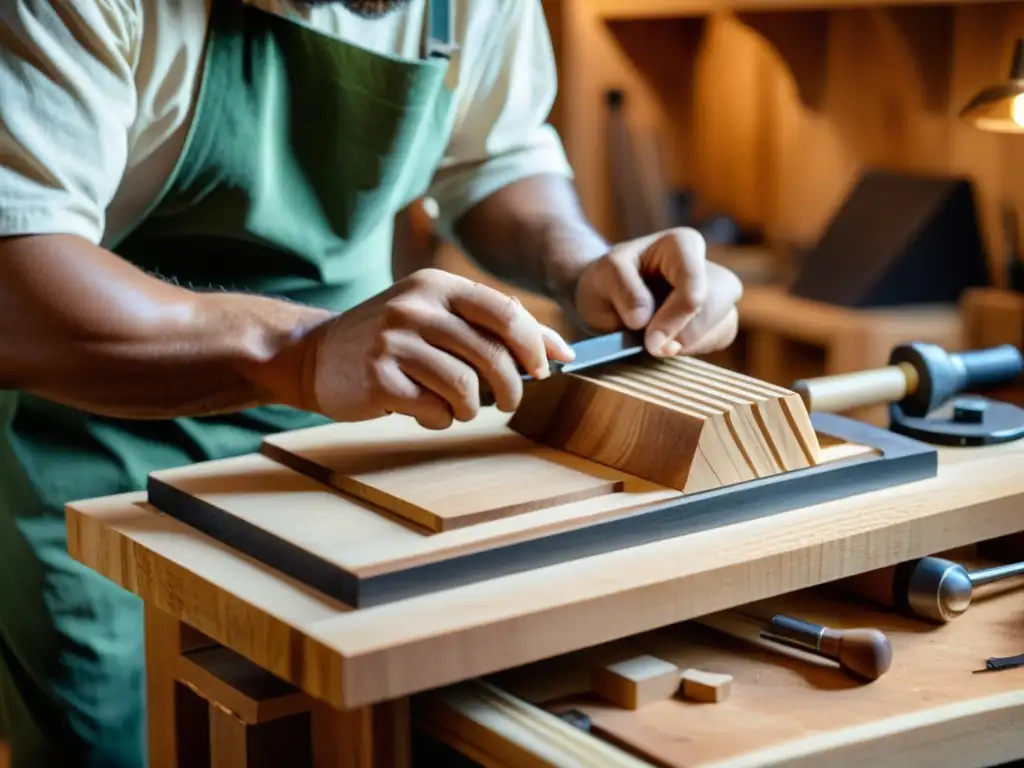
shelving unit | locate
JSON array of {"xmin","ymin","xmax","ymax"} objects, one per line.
[{"xmin": 546, "ymin": 0, "xmax": 1024, "ymax": 280}]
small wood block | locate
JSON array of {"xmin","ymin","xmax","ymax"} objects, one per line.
[
  {"xmin": 261, "ymin": 412, "xmax": 626, "ymax": 532},
  {"xmin": 591, "ymin": 655, "xmax": 681, "ymax": 709},
  {"xmin": 509, "ymin": 356, "xmax": 822, "ymax": 493},
  {"xmin": 679, "ymin": 668, "xmax": 733, "ymax": 703}
]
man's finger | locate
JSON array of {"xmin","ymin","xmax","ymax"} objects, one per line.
[
  {"xmin": 416, "ymin": 311, "xmax": 524, "ymax": 412},
  {"xmin": 449, "ymin": 282, "xmax": 573, "ymax": 380},
  {"xmin": 602, "ymin": 254, "xmax": 658, "ymax": 330},
  {"xmin": 374, "ymin": 356, "xmax": 455, "ymax": 430},
  {"xmin": 679, "ymin": 308, "xmax": 739, "ymax": 356},
  {"xmin": 629, "ymin": 230, "xmax": 707, "ymax": 354},
  {"xmin": 655, "ymin": 266, "xmax": 745, "ymax": 356},
  {"xmin": 393, "ymin": 336, "xmax": 482, "ymax": 423}
]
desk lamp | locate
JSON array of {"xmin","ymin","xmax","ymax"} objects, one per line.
[{"xmin": 960, "ymin": 37, "xmax": 1024, "ymax": 290}]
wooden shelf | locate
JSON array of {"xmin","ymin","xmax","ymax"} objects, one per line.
[{"xmin": 600, "ymin": 4, "xmax": 954, "ymax": 112}]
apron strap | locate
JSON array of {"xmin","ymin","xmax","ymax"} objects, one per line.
[{"xmin": 424, "ymin": 0, "xmax": 455, "ymax": 59}]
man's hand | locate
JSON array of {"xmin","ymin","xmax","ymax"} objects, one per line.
[
  {"xmin": 296, "ymin": 269, "xmax": 575, "ymax": 430},
  {"xmin": 572, "ymin": 228, "xmax": 743, "ymax": 357}
]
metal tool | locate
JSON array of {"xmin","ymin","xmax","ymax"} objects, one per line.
[
  {"xmin": 840, "ymin": 556, "xmax": 1024, "ymax": 623},
  {"xmin": 480, "ymin": 277, "xmax": 673, "ymax": 407},
  {"xmin": 895, "ymin": 557, "xmax": 1024, "ymax": 623},
  {"xmin": 792, "ymin": 342, "xmax": 1024, "ymax": 446},
  {"xmin": 695, "ymin": 609, "xmax": 893, "ymax": 682}
]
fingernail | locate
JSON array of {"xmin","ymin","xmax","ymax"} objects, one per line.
[
  {"xmin": 661, "ymin": 340, "xmax": 682, "ymax": 356},
  {"xmin": 647, "ymin": 330, "xmax": 667, "ymax": 354}
]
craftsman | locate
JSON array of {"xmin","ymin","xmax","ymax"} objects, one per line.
[{"xmin": 0, "ymin": 0, "xmax": 742, "ymax": 765}]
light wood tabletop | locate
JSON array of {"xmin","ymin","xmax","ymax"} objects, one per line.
[{"xmin": 66, "ymin": 427, "xmax": 1024, "ymax": 712}]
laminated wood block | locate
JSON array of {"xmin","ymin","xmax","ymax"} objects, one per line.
[
  {"xmin": 591, "ymin": 655, "xmax": 681, "ymax": 710},
  {"xmin": 509, "ymin": 356, "xmax": 821, "ymax": 493},
  {"xmin": 262, "ymin": 414, "xmax": 628, "ymax": 533}
]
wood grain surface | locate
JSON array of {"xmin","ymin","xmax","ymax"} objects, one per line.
[
  {"xmin": 145, "ymin": 411, "xmax": 918, "ymax": 608},
  {"xmin": 261, "ymin": 414, "xmax": 627, "ymax": 533},
  {"xmin": 67, "ymin": 429, "xmax": 1024, "ymax": 711},
  {"xmin": 510, "ymin": 356, "xmax": 820, "ymax": 492},
  {"xmin": 486, "ymin": 570, "xmax": 1024, "ymax": 768}
]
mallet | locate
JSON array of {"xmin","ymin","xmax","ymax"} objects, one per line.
[
  {"xmin": 839, "ymin": 557, "xmax": 1024, "ymax": 624},
  {"xmin": 791, "ymin": 342, "xmax": 1024, "ymax": 416}
]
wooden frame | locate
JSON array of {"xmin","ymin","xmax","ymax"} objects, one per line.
[{"xmin": 146, "ymin": 413, "xmax": 936, "ymax": 608}]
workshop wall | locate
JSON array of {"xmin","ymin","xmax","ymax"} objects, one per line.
[{"xmin": 548, "ymin": 1, "xmax": 1024, "ymax": 284}]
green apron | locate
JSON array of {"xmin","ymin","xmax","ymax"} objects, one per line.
[{"xmin": 0, "ymin": 2, "xmax": 456, "ymax": 765}]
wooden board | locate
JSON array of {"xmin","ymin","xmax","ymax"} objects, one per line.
[
  {"xmin": 509, "ymin": 356, "xmax": 821, "ymax": 493},
  {"xmin": 146, "ymin": 411, "xmax": 934, "ymax": 608},
  {"xmin": 261, "ymin": 414, "xmax": 627, "ymax": 533},
  {"xmin": 479, "ymin": 570, "xmax": 1024, "ymax": 768},
  {"xmin": 66, "ymin": 432, "xmax": 1024, "ymax": 710}
]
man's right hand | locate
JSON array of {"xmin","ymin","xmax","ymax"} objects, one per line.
[{"xmin": 292, "ymin": 269, "xmax": 576, "ymax": 430}]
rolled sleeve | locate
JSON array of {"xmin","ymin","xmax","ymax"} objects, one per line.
[
  {"xmin": 428, "ymin": 0, "xmax": 573, "ymax": 240},
  {"xmin": 0, "ymin": 0, "xmax": 139, "ymax": 244}
]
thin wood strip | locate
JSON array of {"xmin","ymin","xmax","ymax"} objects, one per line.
[{"xmin": 417, "ymin": 680, "xmax": 653, "ymax": 768}]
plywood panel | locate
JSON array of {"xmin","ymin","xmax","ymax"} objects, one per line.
[
  {"xmin": 145, "ymin": 409, "xmax": 925, "ymax": 608},
  {"xmin": 263, "ymin": 416, "xmax": 626, "ymax": 532}
]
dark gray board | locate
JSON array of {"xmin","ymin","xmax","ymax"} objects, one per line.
[{"xmin": 147, "ymin": 413, "xmax": 938, "ymax": 608}]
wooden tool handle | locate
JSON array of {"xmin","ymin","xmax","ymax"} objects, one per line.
[{"xmin": 792, "ymin": 362, "xmax": 919, "ymax": 413}]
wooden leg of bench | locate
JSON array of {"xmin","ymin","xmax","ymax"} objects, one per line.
[
  {"xmin": 210, "ymin": 706, "xmax": 249, "ymax": 767},
  {"xmin": 312, "ymin": 699, "xmax": 411, "ymax": 768},
  {"xmin": 145, "ymin": 606, "xmax": 210, "ymax": 768}
]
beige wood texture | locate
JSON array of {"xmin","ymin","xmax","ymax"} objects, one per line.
[
  {"xmin": 261, "ymin": 415, "xmax": 626, "ymax": 533},
  {"xmin": 147, "ymin": 407, "xmax": 869, "ymax": 588},
  {"xmin": 483, "ymin": 573, "xmax": 1024, "ymax": 768},
  {"xmin": 736, "ymin": 285, "xmax": 965, "ymax": 424},
  {"xmin": 549, "ymin": 2, "xmax": 1024, "ymax": 289},
  {"xmin": 961, "ymin": 286, "xmax": 1024, "ymax": 349},
  {"xmin": 591, "ymin": 655, "xmax": 682, "ymax": 710},
  {"xmin": 67, "ymin": 430, "xmax": 1024, "ymax": 712},
  {"xmin": 510, "ymin": 356, "xmax": 820, "ymax": 493},
  {"xmin": 416, "ymin": 679, "xmax": 654, "ymax": 767},
  {"xmin": 679, "ymin": 669, "xmax": 733, "ymax": 703}
]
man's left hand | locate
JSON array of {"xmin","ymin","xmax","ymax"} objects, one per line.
[{"xmin": 572, "ymin": 227, "xmax": 743, "ymax": 357}]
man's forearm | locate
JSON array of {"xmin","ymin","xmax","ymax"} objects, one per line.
[
  {"xmin": 452, "ymin": 175, "xmax": 609, "ymax": 315},
  {"xmin": 0, "ymin": 234, "xmax": 331, "ymax": 419}
]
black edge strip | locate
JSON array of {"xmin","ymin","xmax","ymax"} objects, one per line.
[
  {"xmin": 150, "ymin": 414, "xmax": 938, "ymax": 608},
  {"xmin": 147, "ymin": 477, "xmax": 361, "ymax": 607}
]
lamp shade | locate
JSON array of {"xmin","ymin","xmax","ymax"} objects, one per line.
[{"xmin": 960, "ymin": 38, "xmax": 1024, "ymax": 134}]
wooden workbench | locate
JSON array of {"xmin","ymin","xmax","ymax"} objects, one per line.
[{"xmin": 64, "ymin": 412, "xmax": 1024, "ymax": 767}]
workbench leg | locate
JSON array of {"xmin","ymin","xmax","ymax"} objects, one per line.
[
  {"xmin": 312, "ymin": 699, "xmax": 411, "ymax": 768},
  {"xmin": 144, "ymin": 606, "xmax": 211, "ymax": 768}
]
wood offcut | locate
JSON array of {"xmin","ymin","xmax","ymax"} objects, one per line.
[{"xmin": 509, "ymin": 355, "xmax": 821, "ymax": 493}]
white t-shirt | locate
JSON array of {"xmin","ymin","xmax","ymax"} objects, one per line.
[{"xmin": 0, "ymin": 0, "xmax": 572, "ymax": 249}]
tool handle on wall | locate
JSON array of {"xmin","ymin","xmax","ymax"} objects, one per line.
[
  {"xmin": 955, "ymin": 345, "xmax": 1024, "ymax": 390},
  {"xmin": 791, "ymin": 363, "xmax": 919, "ymax": 413}
]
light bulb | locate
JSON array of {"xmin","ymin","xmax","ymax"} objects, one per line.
[{"xmin": 1012, "ymin": 93, "xmax": 1024, "ymax": 127}]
